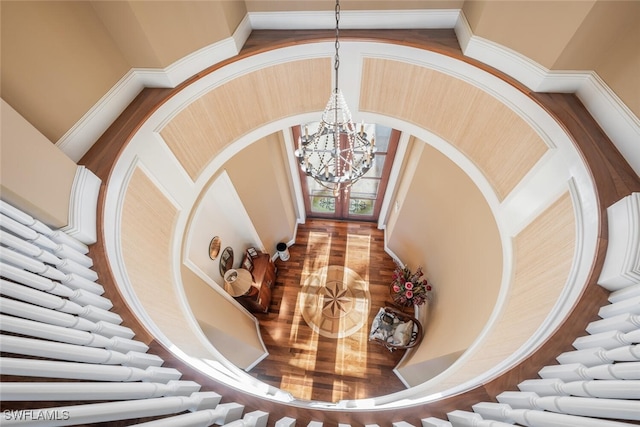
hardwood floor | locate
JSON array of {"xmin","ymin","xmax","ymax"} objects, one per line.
[{"xmin": 248, "ymin": 219, "xmax": 408, "ymax": 403}]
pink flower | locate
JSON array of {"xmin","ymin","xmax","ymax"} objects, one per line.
[
  {"xmin": 405, "ymin": 282, "xmax": 413, "ymax": 290},
  {"xmin": 393, "ymin": 285, "xmax": 400, "ymax": 292},
  {"xmin": 405, "ymin": 290, "xmax": 413, "ymax": 299}
]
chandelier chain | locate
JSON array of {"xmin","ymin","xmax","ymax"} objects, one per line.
[
  {"xmin": 334, "ymin": 1, "xmax": 341, "ymax": 92},
  {"xmin": 294, "ymin": 0, "xmax": 376, "ymax": 197}
]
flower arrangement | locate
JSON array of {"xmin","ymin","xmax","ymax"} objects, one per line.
[{"xmin": 390, "ymin": 265, "xmax": 433, "ymax": 307}]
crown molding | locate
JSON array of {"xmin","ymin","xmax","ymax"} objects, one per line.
[{"xmin": 248, "ymin": 9, "xmax": 460, "ymax": 30}]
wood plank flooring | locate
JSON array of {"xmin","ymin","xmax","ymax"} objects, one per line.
[{"xmin": 248, "ymin": 219, "xmax": 408, "ymax": 403}]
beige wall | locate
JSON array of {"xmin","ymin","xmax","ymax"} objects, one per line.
[
  {"xmin": 0, "ymin": 1, "xmax": 245, "ymax": 145},
  {"xmin": 462, "ymin": 0, "xmax": 640, "ymax": 117},
  {"xmin": 0, "ymin": 99, "xmax": 76, "ymax": 228},
  {"xmin": 0, "ymin": 1, "xmax": 130, "ymax": 144},
  {"xmin": 225, "ymin": 133, "xmax": 297, "ymax": 254},
  {"xmin": 181, "ymin": 265, "xmax": 266, "ymax": 370},
  {"xmin": 91, "ymin": 1, "xmax": 245, "ymax": 68},
  {"xmin": 463, "ymin": 1, "xmax": 596, "ymax": 69},
  {"xmin": 388, "ymin": 142, "xmax": 503, "ymax": 384},
  {"xmin": 1, "ymin": 1, "xmax": 637, "ymax": 146},
  {"xmin": 595, "ymin": 11, "xmax": 640, "ymax": 115},
  {"xmin": 428, "ymin": 190, "xmax": 576, "ymax": 392}
]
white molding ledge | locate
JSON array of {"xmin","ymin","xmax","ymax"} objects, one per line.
[
  {"xmin": 60, "ymin": 166, "xmax": 101, "ymax": 245},
  {"xmin": 248, "ymin": 9, "xmax": 460, "ymax": 30},
  {"xmin": 598, "ymin": 193, "xmax": 640, "ymax": 290}
]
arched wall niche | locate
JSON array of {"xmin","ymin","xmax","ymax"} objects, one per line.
[{"xmin": 103, "ymin": 39, "xmax": 599, "ymax": 408}]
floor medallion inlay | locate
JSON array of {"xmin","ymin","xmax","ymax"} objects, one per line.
[{"xmin": 300, "ymin": 265, "xmax": 370, "ymax": 339}]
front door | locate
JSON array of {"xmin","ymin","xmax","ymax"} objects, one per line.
[{"xmin": 294, "ymin": 124, "xmax": 399, "ymax": 222}]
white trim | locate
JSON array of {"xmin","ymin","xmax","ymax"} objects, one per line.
[
  {"xmin": 248, "ymin": 9, "xmax": 460, "ymax": 30},
  {"xmin": 56, "ymin": 70, "xmax": 146, "ymax": 163},
  {"xmin": 281, "ymin": 128, "xmax": 307, "ymax": 225},
  {"xmin": 60, "ymin": 166, "xmax": 101, "ymax": 244},
  {"xmin": 378, "ymin": 130, "xmax": 411, "ymax": 231}
]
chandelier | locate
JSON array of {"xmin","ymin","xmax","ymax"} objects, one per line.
[{"xmin": 295, "ymin": 0, "xmax": 376, "ymax": 196}]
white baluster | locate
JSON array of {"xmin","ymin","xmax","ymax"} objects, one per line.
[
  {"xmin": 0, "ymin": 213, "xmax": 39, "ymax": 240},
  {"xmin": 573, "ymin": 328, "xmax": 640, "ymax": 350},
  {"xmin": 242, "ymin": 410, "xmax": 269, "ymax": 427},
  {"xmin": 0, "ymin": 335, "xmax": 161, "ymax": 368},
  {"xmin": 0, "ymin": 201, "xmax": 56, "ymax": 239},
  {"xmin": 540, "ymin": 361, "xmax": 640, "ymax": 381},
  {"xmin": 0, "ymin": 296, "xmax": 96, "ymax": 332},
  {"xmin": 29, "ymin": 233, "xmax": 59, "ymax": 251},
  {"xmin": 599, "ymin": 296, "xmax": 640, "ymax": 318},
  {"xmin": 0, "ymin": 314, "xmax": 147, "ymax": 353},
  {"xmin": 48, "ymin": 230, "xmax": 89, "ymax": 254},
  {"xmin": 307, "ymin": 422, "xmax": 323, "ymax": 427},
  {"xmin": 609, "ymin": 284, "xmax": 640, "ymax": 304},
  {"xmin": 586, "ymin": 361, "xmax": 640, "ymax": 380},
  {"xmin": 0, "ymin": 262, "xmax": 111, "ymax": 309},
  {"xmin": 497, "ymin": 391, "xmax": 640, "ymax": 421},
  {"xmin": 0, "ymin": 246, "xmax": 65, "ymax": 279},
  {"xmin": 421, "ymin": 418, "xmax": 453, "ymax": 427},
  {"xmin": 519, "ymin": 378, "xmax": 640, "ymax": 399},
  {"xmin": 129, "ymin": 402, "xmax": 244, "ymax": 427},
  {"xmin": 557, "ymin": 344, "xmax": 640, "ymax": 366},
  {"xmin": 0, "ymin": 392, "xmax": 223, "ymax": 427},
  {"xmin": 0, "ymin": 357, "xmax": 181, "ymax": 382},
  {"xmin": 392, "ymin": 422, "xmax": 417, "ymax": 427},
  {"xmin": 472, "ymin": 401, "xmax": 630, "ymax": 427},
  {"xmin": 563, "ymin": 380, "xmax": 640, "ymax": 399},
  {"xmin": 0, "ymin": 229, "xmax": 61, "ymax": 265},
  {"xmin": 1, "ymin": 241, "xmax": 94, "ymax": 281},
  {"xmin": 55, "ymin": 257, "xmax": 98, "ymax": 281},
  {"xmin": 447, "ymin": 410, "xmax": 513, "ymax": 426},
  {"xmin": 275, "ymin": 417, "xmax": 297, "ymax": 427},
  {"xmin": 0, "ymin": 380, "xmax": 201, "ymax": 401},
  {"xmin": 0, "ymin": 200, "xmax": 37, "ymax": 226},
  {"xmin": 59, "ymin": 272, "xmax": 104, "ymax": 295},
  {"xmin": 586, "ymin": 313, "xmax": 640, "ymax": 335},
  {"xmin": 0, "ymin": 278, "xmax": 122, "ymax": 325},
  {"xmin": 52, "ymin": 243, "xmax": 93, "ymax": 268},
  {"xmin": 0, "ymin": 202, "xmax": 88, "ymax": 253},
  {"xmin": 220, "ymin": 410, "xmax": 269, "ymax": 427}
]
